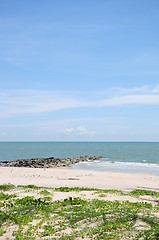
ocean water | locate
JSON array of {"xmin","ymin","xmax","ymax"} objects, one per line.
[{"xmin": 0, "ymin": 142, "xmax": 159, "ymax": 175}]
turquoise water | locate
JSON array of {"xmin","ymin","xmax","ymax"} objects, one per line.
[{"xmin": 0, "ymin": 142, "xmax": 159, "ymax": 175}]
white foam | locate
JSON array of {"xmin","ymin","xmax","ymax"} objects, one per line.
[{"xmin": 72, "ymin": 158, "xmax": 159, "ymax": 175}]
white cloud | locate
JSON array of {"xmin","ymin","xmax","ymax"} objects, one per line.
[
  {"xmin": 0, "ymin": 132, "xmax": 7, "ymax": 136},
  {"xmin": 0, "ymin": 85, "xmax": 159, "ymax": 118},
  {"xmin": 100, "ymin": 94, "xmax": 159, "ymax": 106},
  {"xmin": 63, "ymin": 128, "xmax": 74, "ymax": 133},
  {"xmin": 77, "ymin": 126, "xmax": 87, "ymax": 135},
  {"xmin": 153, "ymin": 85, "xmax": 159, "ymax": 93},
  {"xmin": 77, "ymin": 126, "xmax": 97, "ymax": 136},
  {"xmin": 63, "ymin": 126, "xmax": 97, "ymax": 136}
]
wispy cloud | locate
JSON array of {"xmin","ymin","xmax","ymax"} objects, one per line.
[
  {"xmin": 100, "ymin": 94, "xmax": 159, "ymax": 106},
  {"xmin": 0, "ymin": 90, "xmax": 87, "ymax": 118},
  {"xmin": 0, "ymin": 85, "xmax": 159, "ymax": 118},
  {"xmin": 108, "ymin": 85, "xmax": 159, "ymax": 95}
]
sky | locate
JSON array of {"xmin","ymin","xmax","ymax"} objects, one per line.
[{"xmin": 0, "ymin": 0, "xmax": 159, "ymax": 141}]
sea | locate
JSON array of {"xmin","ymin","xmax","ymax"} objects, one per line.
[{"xmin": 0, "ymin": 142, "xmax": 159, "ymax": 175}]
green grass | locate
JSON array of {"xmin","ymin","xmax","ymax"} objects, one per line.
[
  {"xmin": 0, "ymin": 184, "xmax": 159, "ymax": 239},
  {"xmin": 0, "ymin": 228, "xmax": 6, "ymax": 236},
  {"xmin": 0, "ymin": 192, "xmax": 16, "ymax": 201},
  {"xmin": 39, "ymin": 189, "xmax": 51, "ymax": 196},
  {"xmin": 0, "ymin": 183, "xmax": 15, "ymax": 191},
  {"xmin": 130, "ymin": 189, "xmax": 159, "ymax": 198},
  {"xmin": 16, "ymin": 185, "xmax": 123, "ymax": 195},
  {"xmin": 18, "ymin": 184, "xmax": 40, "ymax": 190},
  {"xmin": 53, "ymin": 186, "xmax": 122, "ymax": 194}
]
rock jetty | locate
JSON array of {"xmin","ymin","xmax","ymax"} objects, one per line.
[{"xmin": 1, "ymin": 156, "xmax": 103, "ymax": 168}]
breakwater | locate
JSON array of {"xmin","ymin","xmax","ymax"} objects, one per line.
[{"xmin": 1, "ymin": 156, "xmax": 102, "ymax": 168}]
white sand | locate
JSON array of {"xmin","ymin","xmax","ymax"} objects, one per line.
[{"xmin": 0, "ymin": 167, "xmax": 159, "ymax": 190}]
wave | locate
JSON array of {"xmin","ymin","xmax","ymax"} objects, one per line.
[{"xmin": 72, "ymin": 158, "xmax": 159, "ymax": 175}]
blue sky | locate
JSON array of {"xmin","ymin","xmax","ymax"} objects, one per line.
[{"xmin": 0, "ymin": 0, "xmax": 159, "ymax": 141}]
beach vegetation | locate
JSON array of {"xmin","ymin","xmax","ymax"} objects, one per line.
[
  {"xmin": 130, "ymin": 189, "xmax": 159, "ymax": 198},
  {"xmin": 0, "ymin": 228, "xmax": 6, "ymax": 236},
  {"xmin": 0, "ymin": 192, "xmax": 16, "ymax": 201},
  {"xmin": 53, "ymin": 186, "xmax": 122, "ymax": 194},
  {"xmin": 18, "ymin": 184, "xmax": 40, "ymax": 190},
  {"xmin": 0, "ymin": 185, "xmax": 159, "ymax": 239},
  {"xmin": 0, "ymin": 183, "xmax": 15, "ymax": 191},
  {"xmin": 39, "ymin": 189, "xmax": 51, "ymax": 196}
]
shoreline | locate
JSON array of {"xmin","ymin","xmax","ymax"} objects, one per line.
[
  {"xmin": 72, "ymin": 162, "xmax": 159, "ymax": 176},
  {"xmin": 1, "ymin": 155, "xmax": 159, "ymax": 176},
  {"xmin": 1, "ymin": 166, "xmax": 159, "ymax": 191}
]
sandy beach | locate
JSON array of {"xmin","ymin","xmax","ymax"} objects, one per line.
[
  {"xmin": 1, "ymin": 167, "xmax": 159, "ymax": 190},
  {"xmin": 1, "ymin": 167, "xmax": 159, "ymax": 239}
]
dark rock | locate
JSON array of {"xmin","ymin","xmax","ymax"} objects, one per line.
[{"xmin": 1, "ymin": 156, "xmax": 103, "ymax": 168}]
